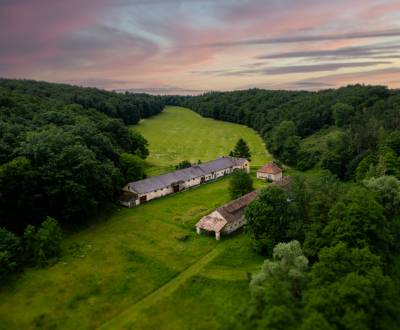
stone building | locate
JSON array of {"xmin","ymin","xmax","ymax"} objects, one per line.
[
  {"xmin": 120, "ymin": 156, "xmax": 250, "ymax": 207},
  {"xmin": 195, "ymin": 190, "xmax": 259, "ymax": 240}
]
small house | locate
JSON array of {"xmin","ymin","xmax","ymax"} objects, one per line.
[
  {"xmin": 257, "ymin": 162, "xmax": 283, "ymax": 181},
  {"xmin": 195, "ymin": 190, "xmax": 259, "ymax": 240}
]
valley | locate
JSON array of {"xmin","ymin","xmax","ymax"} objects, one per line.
[{"xmin": 0, "ymin": 106, "xmax": 269, "ymax": 330}]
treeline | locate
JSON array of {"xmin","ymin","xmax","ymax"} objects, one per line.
[
  {"xmin": 174, "ymin": 85, "xmax": 400, "ymax": 180},
  {"xmin": 238, "ymin": 173, "xmax": 400, "ymax": 329},
  {"xmin": 0, "ymin": 79, "xmax": 165, "ymax": 234},
  {"xmin": 0, "ymin": 78, "xmax": 165, "ymax": 125}
]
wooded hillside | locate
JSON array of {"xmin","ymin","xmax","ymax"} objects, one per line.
[
  {"xmin": 0, "ymin": 79, "xmax": 165, "ymax": 232},
  {"xmin": 172, "ymin": 85, "xmax": 400, "ymax": 180}
]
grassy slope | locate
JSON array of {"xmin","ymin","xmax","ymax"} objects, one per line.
[
  {"xmin": 0, "ymin": 107, "xmax": 268, "ymax": 330},
  {"xmin": 135, "ymin": 106, "xmax": 270, "ymax": 176}
]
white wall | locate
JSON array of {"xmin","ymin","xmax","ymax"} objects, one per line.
[
  {"xmin": 182, "ymin": 177, "xmax": 202, "ymax": 189},
  {"xmin": 257, "ymin": 171, "xmax": 282, "ymax": 181},
  {"xmin": 132, "ymin": 160, "xmax": 251, "ymax": 205}
]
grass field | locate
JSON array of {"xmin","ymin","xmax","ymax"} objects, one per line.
[
  {"xmin": 135, "ymin": 106, "xmax": 270, "ymax": 175},
  {"xmin": 0, "ymin": 106, "xmax": 268, "ymax": 330}
]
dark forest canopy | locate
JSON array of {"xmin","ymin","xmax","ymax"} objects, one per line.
[
  {"xmin": 0, "ymin": 78, "xmax": 165, "ymax": 125},
  {"xmin": 0, "ymin": 79, "xmax": 165, "ymax": 233},
  {"xmin": 169, "ymin": 85, "xmax": 400, "ymax": 180}
]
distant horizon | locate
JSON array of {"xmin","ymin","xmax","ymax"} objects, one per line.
[{"xmin": 2, "ymin": 76, "xmax": 398, "ymax": 96}]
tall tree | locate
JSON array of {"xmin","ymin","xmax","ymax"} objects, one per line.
[{"xmin": 230, "ymin": 138, "xmax": 251, "ymax": 160}]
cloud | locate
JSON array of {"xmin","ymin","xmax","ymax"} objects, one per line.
[
  {"xmin": 256, "ymin": 43, "xmax": 400, "ymax": 59},
  {"xmin": 203, "ymin": 29, "xmax": 400, "ymax": 47},
  {"xmin": 272, "ymin": 67, "xmax": 400, "ymax": 90},
  {"xmin": 1, "ymin": 0, "xmax": 400, "ymax": 92},
  {"xmin": 201, "ymin": 61, "xmax": 392, "ymax": 77}
]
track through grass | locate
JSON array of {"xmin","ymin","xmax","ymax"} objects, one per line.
[{"xmin": 100, "ymin": 244, "xmax": 225, "ymax": 329}]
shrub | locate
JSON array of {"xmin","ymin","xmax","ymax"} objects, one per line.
[
  {"xmin": 23, "ymin": 217, "xmax": 63, "ymax": 266},
  {"xmin": 0, "ymin": 228, "xmax": 22, "ymax": 280},
  {"xmin": 229, "ymin": 170, "xmax": 254, "ymax": 199}
]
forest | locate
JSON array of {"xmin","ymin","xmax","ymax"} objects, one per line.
[
  {"xmin": 168, "ymin": 85, "xmax": 400, "ymax": 329},
  {"xmin": 1, "ymin": 80, "xmax": 400, "ymax": 329},
  {"xmin": 170, "ymin": 85, "xmax": 400, "ymax": 180},
  {"xmin": 0, "ymin": 79, "xmax": 165, "ymax": 278}
]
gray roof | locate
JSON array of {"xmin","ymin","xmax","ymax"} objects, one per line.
[{"xmin": 128, "ymin": 156, "xmax": 247, "ymax": 194}]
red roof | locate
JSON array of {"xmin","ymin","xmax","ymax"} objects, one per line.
[{"xmin": 257, "ymin": 162, "xmax": 282, "ymax": 175}]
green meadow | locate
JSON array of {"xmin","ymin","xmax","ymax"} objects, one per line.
[
  {"xmin": 0, "ymin": 107, "xmax": 269, "ymax": 330},
  {"xmin": 135, "ymin": 106, "xmax": 270, "ymax": 175}
]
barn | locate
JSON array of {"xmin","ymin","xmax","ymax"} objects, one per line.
[
  {"xmin": 120, "ymin": 156, "xmax": 250, "ymax": 207},
  {"xmin": 195, "ymin": 190, "xmax": 259, "ymax": 240}
]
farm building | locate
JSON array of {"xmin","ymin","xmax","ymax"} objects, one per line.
[
  {"xmin": 257, "ymin": 162, "xmax": 283, "ymax": 181},
  {"xmin": 195, "ymin": 190, "xmax": 259, "ymax": 240},
  {"xmin": 120, "ymin": 156, "xmax": 250, "ymax": 207}
]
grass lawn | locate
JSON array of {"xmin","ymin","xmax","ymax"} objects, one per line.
[
  {"xmin": 134, "ymin": 106, "xmax": 270, "ymax": 176},
  {"xmin": 0, "ymin": 106, "xmax": 268, "ymax": 330}
]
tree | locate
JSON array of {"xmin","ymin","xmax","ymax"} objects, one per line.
[
  {"xmin": 0, "ymin": 157, "xmax": 40, "ymax": 232},
  {"xmin": 129, "ymin": 130, "xmax": 149, "ymax": 159},
  {"xmin": 229, "ymin": 170, "xmax": 253, "ymax": 199},
  {"xmin": 363, "ymin": 176, "xmax": 400, "ymax": 218},
  {"xmin": 323, "ymin": 187, "xmax": 392, "ymax": 258},
  {"xmin": 245, "ymin": 186, "xmax": 290, "ymax": 255},
  {"xmin": 303, "ymin": 243, "xmax": 400, "ymax": 330},
  {"xmin": 332, "ymin": 102, "xmax": 355, "ymax": 127},
  {"xmin": 0, "ymin": 228, "xmax": 22, "ymax": 281},
  {"xmin": 374, "ymin": 148, "xmax": 400, "ymax": 178},
  {"xmin": 244, "ymin": 241, "xmax": 308, "ymax": 330},
  {"xmin": 120, "ymin": 152, "xmax": 146, "ymax": 182},
  {"xmin": 175, "ymin": 160, "xmax": 192, "ymax": 170},
  {"xmin": 355, "ymin": 154, "xmax": 376, "ymax": 181},
  {"xmin": 230, "ymin": 138, "xmax": 251, "ymax": 160},
  {"xmin": 23, "ymin": 217, "xmax": 63, "ymax": 266}
]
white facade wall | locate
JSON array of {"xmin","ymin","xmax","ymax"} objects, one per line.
[
  {"xmin": 131, "ymin": 159, "xmax": 250, "ymax": 206},
  {"xmin": 238, "ymin": 160, "xmax": 250, "ymax": 173},
  {"xmin": 182, "ymin": 177, "xmax": 202, "ymax": 189},
  {"xmin": 137, "ymin": 185, "xmax": 174, "ymax": 203},
  {"xmin": 256, "ymin": 171, "xmax": 282, "ymax": 181}
]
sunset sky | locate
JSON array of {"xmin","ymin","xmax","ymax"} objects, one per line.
[{"xmin": 1, "ymin": 0, "xmax": 400, "ymax": 94}]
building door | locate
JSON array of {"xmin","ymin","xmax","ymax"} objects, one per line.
[
  {"xmin": 173, "ymin": 185, "xmax": 180, "ymax": 193},
  {"xmin": 140, "ymin": 195, "xmax": 147, "ymax": 204},
  {"xmin": 200, "ymin": 177, "xmax": 205, "ymax": 184}
]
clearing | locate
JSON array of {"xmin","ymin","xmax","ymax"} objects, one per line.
[
  {"xmin": 0, "ymin": 106, "xmax": 269, "ymax": 330},
  {"xmin": 135, "ymin": 106, "xmax": 270, "ymax": 175}
]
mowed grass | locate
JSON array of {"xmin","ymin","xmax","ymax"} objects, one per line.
[
  {"xmin": 0, "ymin": 106, "xmax": 268, "ymax": 330},
  {"xmin": 135, "ymin": 106, "xmax": 270, "ymax": 175}
]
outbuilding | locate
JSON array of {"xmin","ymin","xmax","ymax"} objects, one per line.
[
  {"xmin": 195, "ymin": 190, "xmax": 259, "ymax": 240},
  {"xmin": 256, "ymin": 162, "xmax": 283, "ymax": 181}
]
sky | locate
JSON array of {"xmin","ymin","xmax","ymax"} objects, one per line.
[{"xmin": 1, "ymin": 0, "xmax": 400, "ymax": 94}]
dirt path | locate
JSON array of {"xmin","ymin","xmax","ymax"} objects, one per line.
[{"xmin": 99, "ymin": 244, "xmax": 225, "ymax": 329}]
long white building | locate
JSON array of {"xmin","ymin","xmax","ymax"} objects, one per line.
[{"xmin": 119, "ymin": 156, "xmax": 250, "ymax": 207}]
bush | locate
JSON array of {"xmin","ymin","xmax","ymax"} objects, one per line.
[
  {"xmin": 229, "ymin": 170, "xmax": 254, "ymax": 199},
  {"xmin": 23, "ymin": 217, "xmax": 63, "ymax": 266},
  {"xmin": 0, "ymin": 228, "xmax": 22, "ymax": 281},
  {"xmin": 175, "ymin": 160, "xmax": 192, "ymax": 170}
]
